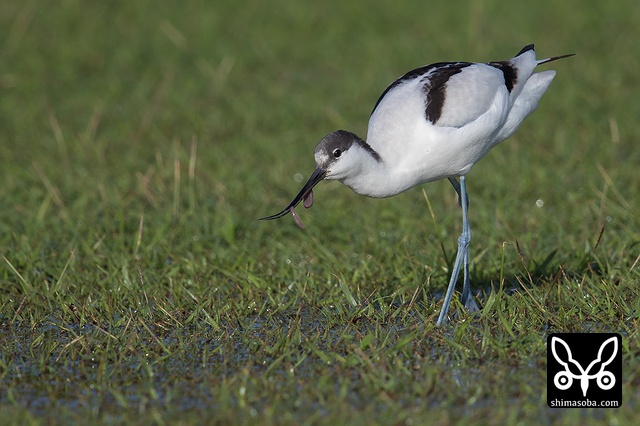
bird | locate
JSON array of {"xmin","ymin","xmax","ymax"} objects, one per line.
[{"xmin": 260, "ymin": 44, "xmax": 573, "ymax": 326}]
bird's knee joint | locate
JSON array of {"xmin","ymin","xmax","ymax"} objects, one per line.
[{"xmin": 457, "ymin": 234, "xmax": 471, "ymax": 247}]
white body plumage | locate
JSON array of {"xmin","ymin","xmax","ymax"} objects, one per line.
[{"xmin": 328, "ymin": 46, "xmax": 559, "ymax": 198}]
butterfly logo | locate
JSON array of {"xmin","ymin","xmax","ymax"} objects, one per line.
[{"xmin": 551, "ymin": 336, "xmax": 618, "ymax": 397}]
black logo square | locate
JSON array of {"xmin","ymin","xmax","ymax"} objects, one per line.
[{"xmin": 547, "ymin": 333, "xmax": 622, "ymax": 408}]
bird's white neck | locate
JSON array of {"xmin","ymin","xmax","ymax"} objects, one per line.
[{"xmin": 331, "ymin": 143, "xmax": 422, "ymax": 199}]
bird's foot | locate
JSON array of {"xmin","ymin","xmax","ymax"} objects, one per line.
[
  {"xmin": 462, "ymin": 294, "xmax": 480, "ymax": 313},
  {"xmin": 449, "ymin": 293, "xmax": 480, "ymax": 323}
]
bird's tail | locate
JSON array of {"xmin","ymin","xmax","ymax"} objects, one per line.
[{"xmin": 507, "ymin": 45, "xmax": 573, "ymax": 107}]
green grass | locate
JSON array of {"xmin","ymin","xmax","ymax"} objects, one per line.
[{"xmin": 1, "ymin": 0, "xmax": 639, "ymax": 424}]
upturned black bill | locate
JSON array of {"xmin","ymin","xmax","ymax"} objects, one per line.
[{"xmin": 259, "ymin": 167, "xmax": 327, "ymax": 226}]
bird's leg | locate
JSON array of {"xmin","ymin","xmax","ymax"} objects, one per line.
[
  {"xmin": 447, "ymin": 177, "xmax": 469, "ymax": 208},
  {"xmin": 436, "ymin": 176, "xmax": 477, "ymax": 327},
  {"xmin": 460, "ymin": 191, "xmax": 479, "ymax": 314}
]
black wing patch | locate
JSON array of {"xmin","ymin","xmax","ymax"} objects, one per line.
[
  {"xmin": 486, "ymin": 44, "xmax": 533, "ymax": 93},
  {"xmin": 488, "ymin": 61, "xmax": 518, "ymax": 93},
  {"xmin": 421, "ymin": 62, "xmax": 471, "ymax": 123},
  {"xmin": 371, "ymin": 61, "xmax": 472, "ymax": 125},
  {"xmin": 370, "ymin": 64, "xmax": 444, "ymax": 117}
]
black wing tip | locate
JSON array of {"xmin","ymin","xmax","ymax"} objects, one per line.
[
  {"xmin": 538, "ymin": 52, "xmax": 576, "ymax": 65},
  {"xmin": 517, "ymin": 44, "xmax": 575, "ymax": 64},
  {"xmin": 517, "ymin": 44, "xmax": 535, "ymax": 56}
]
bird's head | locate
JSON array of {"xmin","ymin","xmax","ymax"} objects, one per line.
[
  {"xmin": 259, "ymin": 130, "xmax": 371, "ymax": 228},
  {"xmin": 313, "ymin": 130, "xmax": 368, "ymax": 181}
]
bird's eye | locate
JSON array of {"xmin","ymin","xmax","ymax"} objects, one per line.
[{"xmin": 333, "ymin": 148, "xmax": 342, "ymax": 158}]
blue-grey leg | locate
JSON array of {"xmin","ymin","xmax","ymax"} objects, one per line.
[
  {"xmin": 461, "ymin": 221, "xmax": 479, "ymax": 313},
  {"xmin": 436, "ymin": 176, "xmax": 478, "ymax": 327},
  {"xmin": 447, "ymin": 177, "xmax": 468, "ymax": 208}
]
